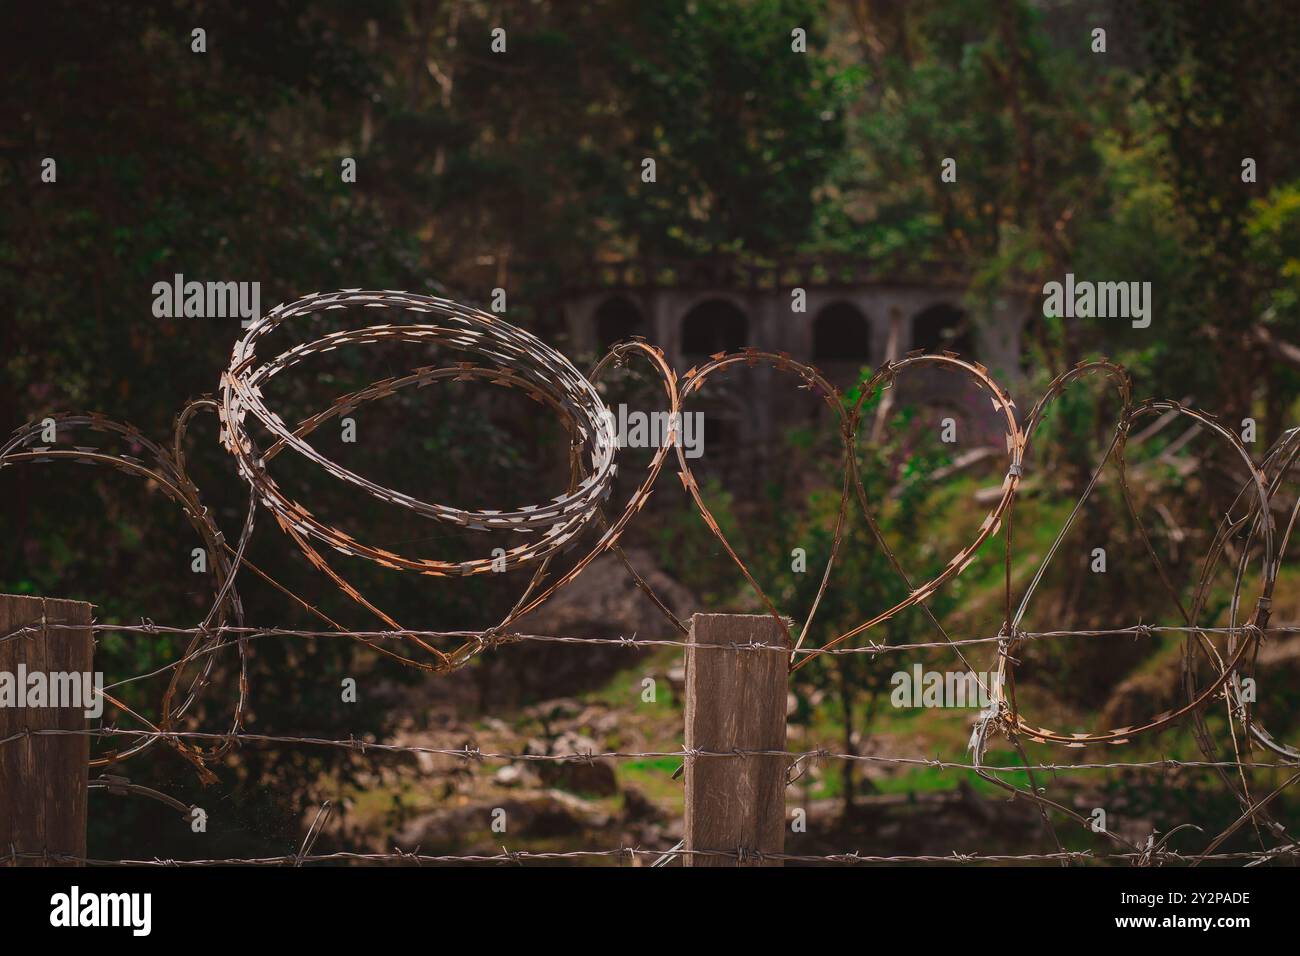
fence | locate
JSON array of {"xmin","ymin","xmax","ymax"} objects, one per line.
[
  {"xmin": 2, "ymin": 289, "xmax": 1299, "ymax": 866},
  {"xmin": 4, "ymin": 614, "xmax": 1300, "ymax": 866}
]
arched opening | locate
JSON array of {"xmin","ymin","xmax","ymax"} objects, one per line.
[
  {"xmin": 594, "ymin": 296, "xmax": 644, "ymax": 351},
  {"xmin": 912, "ymin": 304, "xmax": 975, "ymax": 357},
  {"xmin": 813, "ymin": 303, "xmax": 871, "ymax": 363},
  {"xmin": 681, "ymin": 299, "xmax": 748, "ymax": 358}
]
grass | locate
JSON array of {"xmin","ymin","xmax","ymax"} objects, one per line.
[{"xmin": 327, "ymin": 457, "xmax": 1300, "ymax": 852}]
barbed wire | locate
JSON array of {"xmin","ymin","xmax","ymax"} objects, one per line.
[
  {"xmin": 4, "ymin": 289, "xmax": 1300, "ymax": 865},
  {"xmin": 7, "ymin": 619, "xmax": 1299, "ymax": 680},
  {"xmin": 5, "ymin": 727, "xmax": 1296, "ymax": 773},
  {"xmin": 2, "ymin": 846, "xmax": 1297, "ymax": 866},
  {"xmin": 1, "ymin": 296, "xmax": 1291, "ymax": 746},
  {"xmin": 12, "ymin": 619, "xmax": 1300, "ymax": 648}
]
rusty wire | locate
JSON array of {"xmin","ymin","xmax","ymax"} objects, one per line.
[
  {"xmin": 4, "ymin": 726, "xmax": 1297, "ymax": 773},
  {"xmin": 3, "ymin": 290, "xmax": 1300, "ymax": 865},
  {"xmin": 1, "ymin": 845, "xmax": 1297, "ymax": 867}
]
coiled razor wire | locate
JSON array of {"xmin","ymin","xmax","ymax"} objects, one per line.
[
  {"xmin": 221, "ymin": 291, "xmax": 619, "ymax": 577},
  {"xmin": 1, "ymin": 289, "xmax": 1298, "ymax": 840}
]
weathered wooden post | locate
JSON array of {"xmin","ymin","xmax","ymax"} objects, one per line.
[
  {"xmin": 684, "ymin": 612, "xmax": 790, "ymax": 867},
  {"xmin": 0, "ymin": 594, "xmax": 94, "ymax": 866}
]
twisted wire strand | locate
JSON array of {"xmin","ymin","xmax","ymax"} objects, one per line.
[
  {"xmin": 3, "ymin": 290, "xmax": 1298, "ymax": 858},
  {"xmin": 2, "ymin": 847, "xmax": 1296, "ymax": 866}
]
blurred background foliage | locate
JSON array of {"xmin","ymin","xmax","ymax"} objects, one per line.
[{"xmin": 2, "ymin": 0, "xmax": 1300, "ymax": 859}]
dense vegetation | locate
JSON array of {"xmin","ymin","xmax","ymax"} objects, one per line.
[{"xmin": 2, "ymin": 0, "xmax": 1298, "ymax": 859}]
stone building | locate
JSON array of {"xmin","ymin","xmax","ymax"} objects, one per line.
[{"xmin": 556, "ymin": 256, "xmax": 1029, "ymax": 465}]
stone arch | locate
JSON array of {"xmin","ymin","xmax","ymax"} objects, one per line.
[
  {"xmin": 813, "ymin": 302, "xmax": 871, "ymax": 363},
  {"xmin": 681, "ymin": 298, "xmax": 749, "ymax": 358},
  {"xmin": 593, "ymin": 295, "xmax": 644, "ymax": 351},
  {"xmin": 912, "ymin": 303, "xmax": 975, "ymax": 357}
]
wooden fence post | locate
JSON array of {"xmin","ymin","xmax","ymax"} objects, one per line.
[
  {"xmin": 684, "ymin": 612, "xmax": 790, "ymax": 867},
  {"xmin": 0, "ymin": 594, "xmax": 93, "ymax": 866}
]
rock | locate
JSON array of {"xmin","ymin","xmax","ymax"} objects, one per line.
[
  {"xmin": 1256, "ymin": 634, "xmax": 1300, "ymax": 677},
  {"xmin": 541, "ymin": 759, "xmax": 619, "ymax": 796},
  {"xmin": 579, "ymin": 706, "xmax": 622, "ymax": 736},
  {"xmin": 514, "ymin": 547, "xmax": 696, "ymax": 638},
  {"xmin": 539, "ymin": 731, "xmax": 618, "ymax": 795},
  {"xmin": 1095, "ymin": 635, "xmax": 1300, "ymax": 734},
  {"xmin": 552, "ymin": 730, "xmax": 601, "ymax": 755},
  {"xmin": 540, "ymin": 759, "xmax": 616, "ymax": 796},
  {"xmin": 1099, "ymin": 652, "xmax": 1183, "ymax": 732},
  {"xmin": 620, "ymin": 785, "xmax": 664, "ymax": 823},
  {"xmin": 524, "ymin": 697, "xmax": 584, "ymax": 723},
  {"xmin": 666, "ymin": 665, "xmax": 686, "ymax": 697},
  {"xmin": 474, "ymin": 548, "xmax": 698, "ymax": 707},
  {"xmin": 394, "ymin": 790, "xmax": 609, "ymax": 849},
  {"xmin": 494, "ymin": 763, "xmax": 542, "ymax": 788}
]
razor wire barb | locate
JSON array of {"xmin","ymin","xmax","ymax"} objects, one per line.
[
  {"xmin": 4, "ymin": 289, "xmax": 1300, "ymax": 865},
  {"xmin": 4, "ymin": 847, "xmax": 1300, "ymax": 867}
]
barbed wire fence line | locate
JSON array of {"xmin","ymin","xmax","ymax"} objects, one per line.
[
  {"xmin": 2, "ymin": 290, "xmax": 1300, "ymax": 866},
  {"xmin": 5, "ymin": 722, "xmax": 1300, "ymax": 774},
  {"xmin": 4, "ymin": 848, "xmax": 1299, "ymax": 867},
  {"xmin": 2, "ymin": 698, "xmax": 1298, "ymax": 867}
]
